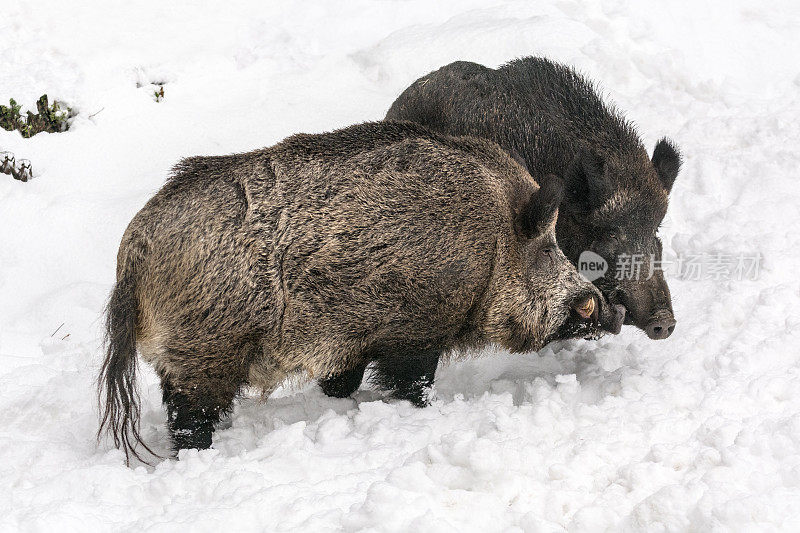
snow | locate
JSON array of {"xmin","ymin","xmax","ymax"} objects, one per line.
[{"xmin": 2, "ymin": 0, "xmax": 800, "ymax": 530}]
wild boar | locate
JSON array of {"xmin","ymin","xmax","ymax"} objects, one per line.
[
  {"xmin": 385, "ymin": 57, "xmax": 682, "ymax": 340},
  {"xmin": 98, "ymin": 121, "xmax": 623, "ymax": 461}
]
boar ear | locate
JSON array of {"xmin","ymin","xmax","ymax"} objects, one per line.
[
  {"xmin": 652, "ymin": 138, "xmax": 681, "ymax": 192},
  {"xmin": 519, "ymin": 174, "xmax": 563, "ymax": 239},
  {"xmin": 564, "ymin": 147, "xmax": 607, "ymax": 213}
]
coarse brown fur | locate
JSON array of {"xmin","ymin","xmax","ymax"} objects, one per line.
[
  {"xmin": 98, "ymin": 121, "xmax": 622, "ymax": 461},
  {"xmin": 385, "ymin": 57, "xmax": 682, "ymax": 340}
]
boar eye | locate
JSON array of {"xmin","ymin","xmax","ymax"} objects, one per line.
[
  {"xmin": 602, "ymin": 231, "xmax": 621, "ymax": 246},
  {"xmin": 540, "ymin": 247, "xmax": 555, "ymax": 265}
]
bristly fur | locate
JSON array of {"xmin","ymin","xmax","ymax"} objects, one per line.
[
  {"xmin": 97, "ymin": 248, "xmax": 160, "ymax": 465},
  {"xmin": 565, "ymin": 147, "xmax": 607, "ymax": 213},
  {"xmin": 385, "ymin": 56, "xmax": 682, "ymax": 338},
  {"xmin": 99, "ymin": 120, "xmax": 619, "ymax": 457}
]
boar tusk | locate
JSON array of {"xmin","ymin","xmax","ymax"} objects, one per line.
[{"xmin": 575, "ymin": 297, "xmax": 596, "ymax": 319}]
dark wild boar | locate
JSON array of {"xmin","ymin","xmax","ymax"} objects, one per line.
[
  {"xmin": 98, "ymin": 121, "xmax": 623, "ymax": 462},
  {"xmin": 385, "ymin": 56, "xmax": 682, "ymax": 340}
]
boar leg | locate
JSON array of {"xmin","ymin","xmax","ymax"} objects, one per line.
[
  {"xmin": 373, "ymin": 347, "xmax": 441, "ymax": 407},
  {"xmin": 159, "ymin": 360, "xmax": 243, "ymax": 453},
  {"xmin": 318, "ymin": 363, "xmax": 368, "ymax": 399}
]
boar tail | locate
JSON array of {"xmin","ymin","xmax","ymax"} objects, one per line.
[{"xmin": 97, "ymin": 245, "xmax": 159, "ymax": 464}]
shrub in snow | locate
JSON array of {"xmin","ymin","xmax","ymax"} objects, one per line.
[{"xmin": 0, "ymin": 95, "xmax": 73, "ymax": 138}]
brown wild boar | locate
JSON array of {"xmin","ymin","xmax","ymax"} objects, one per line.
[{"xmin": 98, "ymin": 121, "xmax": 624, "ymax": 462}]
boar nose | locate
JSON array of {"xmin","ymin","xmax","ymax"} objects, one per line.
[{"xmin": 645, "ymin": 310, "xmax": 676, "ymax": 340}]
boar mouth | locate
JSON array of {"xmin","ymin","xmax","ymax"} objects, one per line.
[
  {"xmin": 573, "ymin": 295, "xmax": 598, "ymax": 322},
  {"xmin": 544, "ymin": 293, "xmax": 604, "ymax": 344},
  {"xmin": 570, "ymin": 295, "xmax": 604, "ymax": 340},
  {"xmin": 558, "ymin": 293, "xmax": 624, "ymax": 341}
]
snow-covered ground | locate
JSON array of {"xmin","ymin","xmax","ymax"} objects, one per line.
[{"xmin": 2, "ymin": 0, "xmax": 800, "ymax": 530}]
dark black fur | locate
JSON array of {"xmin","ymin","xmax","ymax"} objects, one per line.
[
  {"xmin": 161, "ymin": 375, "xmax": 216, "ymax": 451},
  {"xmin": 318, "ymin": 365, "xmax": 367, "ymax": 399},
  {"xmin": 372, "ymin": 347, "xmax": 440, "ymax": 407},
  {"xmin": 385, "ymin": 57, "xmax": 681, "ymax": 339},
  {"xmin": 318, "ymin": 346, "xmax": 439, "ymax": 407}
]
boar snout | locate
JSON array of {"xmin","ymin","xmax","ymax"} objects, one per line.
[
  {"xmin": 613, "ymin": 269, "xmax": 675, "ymax": 339},
  {"xmin": 645, "ymin": 309, "xmax": 676, "ymax": 340},
  {"xmin": 577, "ymin": 294, "xmax": 625, "ymax": 335},
  {"xmin": 569, "ymin": 292, "xmax": 625, "ymax": 336}
]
